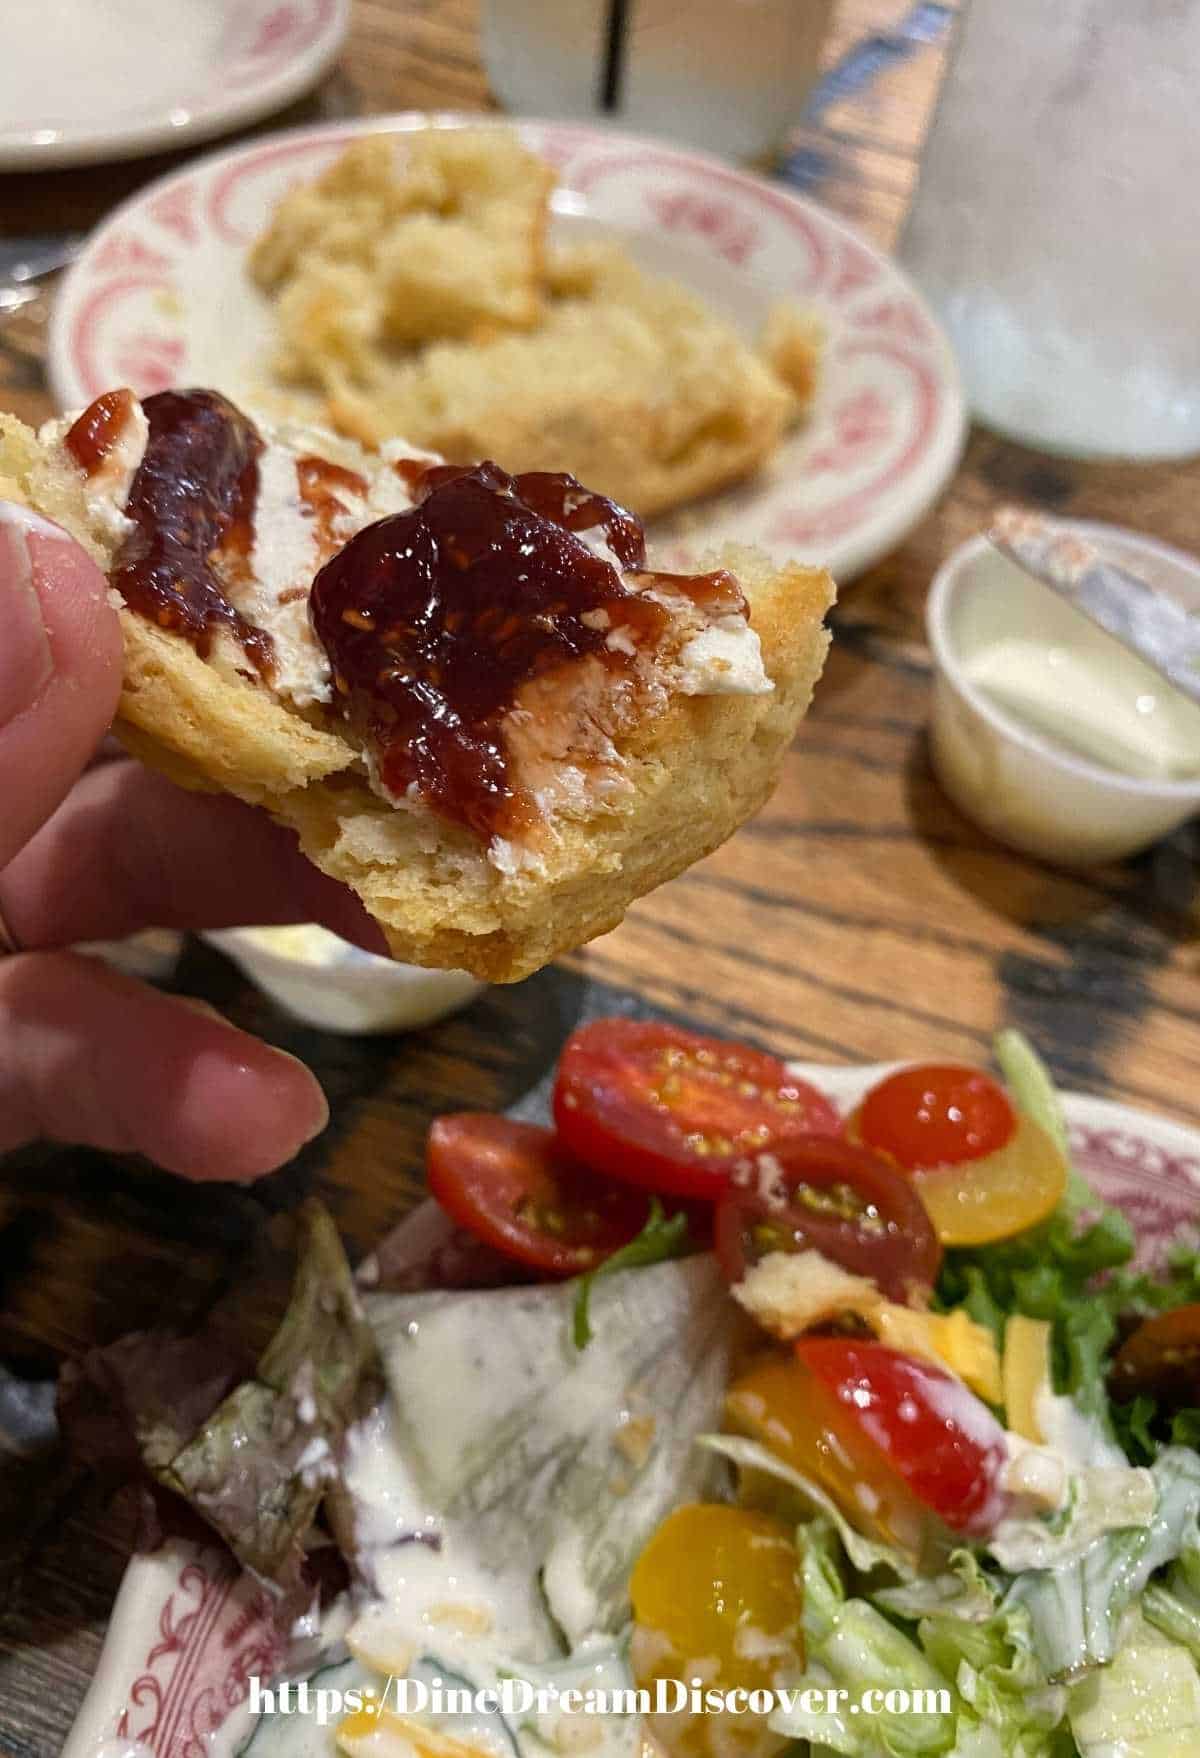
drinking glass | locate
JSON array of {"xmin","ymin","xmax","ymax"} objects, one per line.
[
  {"xmin": 899, "ymin": 0, "xmax": 1200, "ymax": 460},
  {"xmin": 481, "ymin": 0, "xmax": 834, "ymax": 163}
]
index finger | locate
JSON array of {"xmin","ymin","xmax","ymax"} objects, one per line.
[{"xmin": 0, "ymin": 758, "xmax": 388, "ymax": 954}]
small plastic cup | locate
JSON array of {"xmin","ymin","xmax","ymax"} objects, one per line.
[
  {"xmin": 926, "ymin": 524, "xmax": 1200, "ymax": 867},
  {"xmin": 203, "ymin": 926, "xmax": 484, "ymax": 1034}
]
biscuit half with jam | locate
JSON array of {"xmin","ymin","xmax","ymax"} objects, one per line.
[{"xmin": 0, "ymin": 388, "xmax": 833, "ymax": 981}]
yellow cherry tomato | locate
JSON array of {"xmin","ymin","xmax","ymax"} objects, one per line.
[
  {"xmin": 845, "ymin": 1107, "xmax": 1067, "ymax": 1247},
  {"xmin": 630, "ymin": 1503, "xmax": 803, "ymax": 1758}
]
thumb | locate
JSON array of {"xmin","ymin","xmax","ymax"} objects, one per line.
[{"xmin": 0, "ymin": 503, "xmax": 123, "ymax": 869}]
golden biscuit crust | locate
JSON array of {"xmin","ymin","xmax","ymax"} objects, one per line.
[{"xmin": 247, "ymin": 548, "xmax": 830, "ymax": 979}]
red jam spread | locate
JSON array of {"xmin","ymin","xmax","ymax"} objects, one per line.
[
  {"xmin": 417, "ymin": 462, "xmax": 649, "ymax": 570},
  {"xmin": 297, "ymin": 454, "xmax": 369, "ymax": 559},
  {"xmin": 64, "ymin": 387, "xmax": 138, "ymax": 478},
  {"xmin": 310, "ymin": 461, "xmax": 679, "ymax": 839},
  {"xmin": 110, "ymin": 389, "xmax": 273, "ymax": 675},
  {"xmin": 63, "ymin": 387, "xmax": 754, "ymax": 843}
]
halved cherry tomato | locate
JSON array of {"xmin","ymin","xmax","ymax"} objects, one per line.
[
  {"xmin": 858, "ymin": 1064, "xmax": 1016, "ymax": 1169},
  {"xmin": 714, "ymin": 1136, "xmax": 941, "ymax": 1303},
  {"xmin": 1110, "ymin": 1304, "xmax": 1200, "ymax": 1409},
  {"xmin": 426, "ymin": 1115, "xmax": 654, "ymax": 1276},
  {"xmin": 848, "ymin": 1067, "xmax": 1066, "ymax": 1247},
  {"xmin": 726, "ymin": 1340, "xmax": 1009, "ymax": 1564},
  {"xmin": 905, "ymin": 1115, "xmax": 1067, "ymax": 1246},
  {"xmin": 552, "ymin": 1020, "xmax": 840, "ymax": 1200}
]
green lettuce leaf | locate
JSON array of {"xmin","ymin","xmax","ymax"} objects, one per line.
[
  {"xmin": 938, "ymin": 1032, "xmax": 1200, "ymax": 1463},
  {"xmin": 796, "ymin": 1515, "xmax": 849, "ymax": 1646},
  {"xmin": 935, "ymin": 1036, "xmax": 1135, "ymax": 1366},
  {"xmin": 1108, "ymin": 1237, "xmax": 1200, "ymax": 1317},
  {"xmin": 992, "ymin": 1031, "xmax": 1071, "ymax": 1164},
  {"xmin": 1142, "ymin": 1512, "xmax": 1200, "ymax": 1661},
  {"xmin": 986, "ymin": 1467, "xmax": 1158, "ymax": 1572},
  {"xmin": 1005, "ymin": 1446, "xmax": 1200, "ymax": 1680},
  {"xmin": 364, "ymin": 1254, "xmax": 734, "ymax": 1649},
  {"xmin": 773, "ymin": 1588, "xmax": 1072, "ymax": 1756},
  {"xmin": 772, "ymin": 1596, "xmax": 957, "ymax": 1756},
  {"xmin": 776, "ymin": 1528, "xmax": 1073, "ymax": 1757},
  {"xmin": 1143, "ymin": 1579, "xmax": 1200, "ymax": 1664},
  {"xmin": 1067, "ymin": 1613, "xmax": 1200, "ymax": 1755},
  {"xmin": 572, "ymin": 1198, "xmax": 691, "ymax": 1349},
  {"xmin": 59, "ymin": 1199, "xmax": 381, "ymax": 1607},
  {"xmin": 873, "ymin": 1551, "xmax": 1000, "ymax": 1625},
  {"xmin": 918, "ymin": 1602, "xmax": 1070, "ymax": 1756}
]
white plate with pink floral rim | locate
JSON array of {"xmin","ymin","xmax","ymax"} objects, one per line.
[
  {"xmin": 62, "ymin": 1062, "xmax": 1200, "ymax": 1758},
  {"xmin": 0, "ymin": 0, "xmax": 347, "ymax": 171},
  {"xmin": 47, "ymin": 115, "xmax": 965, "ymax": 582}
]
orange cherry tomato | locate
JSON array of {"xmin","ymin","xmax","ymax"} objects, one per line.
[
  {"xmin": 858, "ymin": 1064, "xmax": 1016, "ymax": 1170},
  {"xmin": 848, "ymin": 1067, "xmax": 1067, "ymax": 1247},
  {"xmin": 726, "ymin": 1341, "xmax": 1009, "ymax": 1565},
  {"xmin": 904, "ymin": 1114, "xmax": 1067, "ymax": 1246}
]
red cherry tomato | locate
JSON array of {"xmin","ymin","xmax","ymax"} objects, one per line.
[
  {"xmin": 727, "ymin": 1342, "xmax": 1010, "ymax": 1562},
  {"xmin": 426, "ymin": 1115, "xmax": 654, "ymax": 1276},
  {"xmin": 552, "ymin": 1020, "xmax": 840, "ymax": 1200},
  {"xmin": 796, "ymin": 1338, "xmax": 1010, "ymax": 1536},
  {"xmin": 857, "ymin": 1064, "xmax": 1015, "ymax": 1170},
  {"xmin": 714, "ymin": 1136, "xmax": 942, "ymax": 1303}
]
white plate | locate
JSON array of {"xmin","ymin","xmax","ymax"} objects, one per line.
[
  {"xmin": 48, "ymin": 116, "xmax": 966, "ymax": 580},
  {"xmin": 62, "ymin": 1063, "xmax": 1200, "ymax": 1757},
  {"xmin": 0, "ymin": 0, "xmax": 348, "ymax": 171}
]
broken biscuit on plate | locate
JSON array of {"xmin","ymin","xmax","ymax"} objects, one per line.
[
  {"xmin": 250, "ymin": 131, "xmax": 555, "ymax": 352},
  {"xmin": 250, "ymin": 128, "xmax": 822, "ymax": 519}
]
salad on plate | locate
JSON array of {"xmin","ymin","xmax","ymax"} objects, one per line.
[{"xmin": 63, "ymin": 1026, "xmax": 1200, "ymax": 1758}]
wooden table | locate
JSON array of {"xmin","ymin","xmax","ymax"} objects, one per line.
[{"xmin": 1, "ymin": 3, "xmax": 1198, "ymax": 1751}]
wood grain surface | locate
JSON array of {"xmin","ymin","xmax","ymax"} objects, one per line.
[{"xmin": 2, "ymin": 2, "xmax": 1199, "ymax": 1753}]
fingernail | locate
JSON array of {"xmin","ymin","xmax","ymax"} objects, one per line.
[
  {"xmin": 180, "ymin": 997, "xmax": 332, "ymax": 1141},
  {"xmin": 262, "ymin": 1040, "xmax": 330, "ymax": 1142},
  {"xmin": 300, "ymin": 1071, "xmax": 331, "ymax": 1140},
  {"xmin": 0, "ymin": 513, "xmax": 55, "ymax": 724}
]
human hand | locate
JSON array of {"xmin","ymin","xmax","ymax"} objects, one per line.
[{"xmin": 0, "ymin": 503, "xmax": 387, "ymax": 1181}]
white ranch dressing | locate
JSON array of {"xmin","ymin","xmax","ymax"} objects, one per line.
[
  {"xmin": 343, "ymin": 1398, "xmax": 551, "ymax": 1672},
  {"xmin": 1032, "ymin": 1384, "xmax": 1128, "ymax": 1472}
]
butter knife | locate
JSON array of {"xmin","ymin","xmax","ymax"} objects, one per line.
[{"xmin": 989, "ymin": 507, "xmax": 1200, "ymax": 708}]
